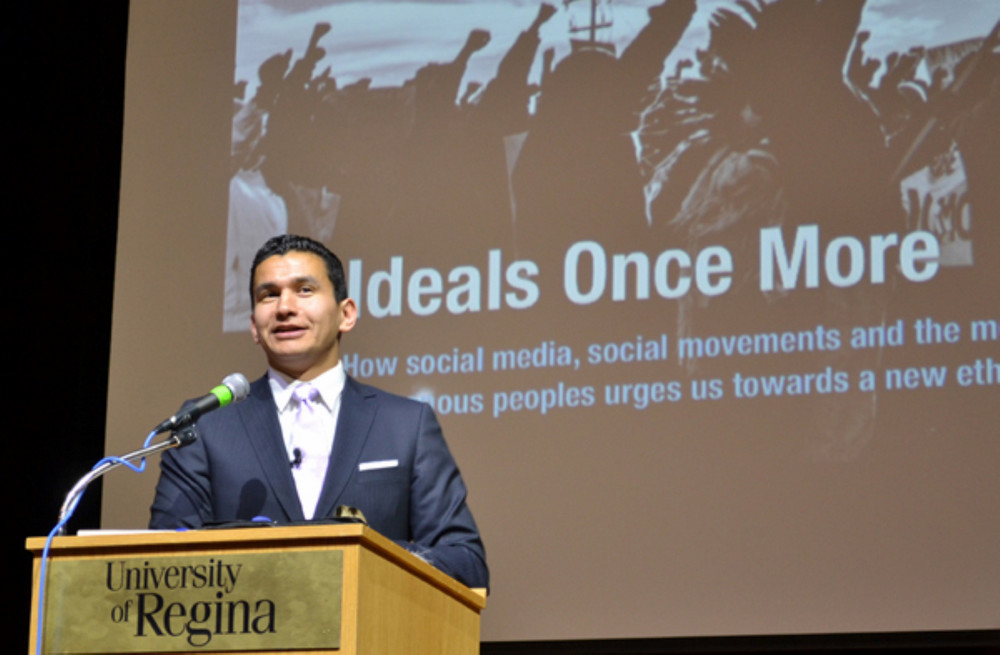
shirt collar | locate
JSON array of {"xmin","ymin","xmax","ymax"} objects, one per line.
[{"xmin": 268, "ymin": 362, "xmax": 347, "ymax": 413}]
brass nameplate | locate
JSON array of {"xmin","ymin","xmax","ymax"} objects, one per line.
[{"xmin": 42, "ymin": 549, "xmax": 342, "ymax": 653}]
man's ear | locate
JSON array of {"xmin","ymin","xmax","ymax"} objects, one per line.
[
  {"xmin": 249, "ymin": 314, "xmax": 260, "ymax": 344},
  {"xmin": 338, "ymin": 298, "xmax": 358, "ymax": 334}
]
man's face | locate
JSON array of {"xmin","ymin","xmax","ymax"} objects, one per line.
[{"xmin": 250, "ymin": 251, "xmax": 357, "ymax": 380}]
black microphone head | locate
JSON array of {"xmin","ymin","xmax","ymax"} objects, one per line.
[{"xmin": 222, "ymin": 373, "xmax": 251, "ymax": 403}]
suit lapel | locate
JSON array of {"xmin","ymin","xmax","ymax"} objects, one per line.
[
  {"xmin": 315, "ymin": 377, "xmax": 377, "ymax": 518},
  {"xmin": 242, "ymin": 375, "xmax": 305, "ymax": 521}
]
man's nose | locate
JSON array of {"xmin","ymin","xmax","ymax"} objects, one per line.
[{"xmin": 275, "ymin": 289, "xmax": 298, "ymax": 314}]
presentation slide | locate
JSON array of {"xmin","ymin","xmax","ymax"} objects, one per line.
[{"xmin": 105, "ymin": 0, "xmax": 999, "ymax": 642}]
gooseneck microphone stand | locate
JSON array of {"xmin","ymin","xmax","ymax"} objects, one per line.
[{"xmin": 55, "ymin": 425, "xmax": 198, "ymax": 535}]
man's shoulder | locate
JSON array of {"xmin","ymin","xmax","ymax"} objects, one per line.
[
  {"xmin": 192, "ymin": 373, "xmax": 273, "ymax": 429},
  {"xmin": 345, "ymin": 376, "xmax": 431, "ymax": 413}
]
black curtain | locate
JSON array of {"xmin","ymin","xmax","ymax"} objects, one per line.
[{"xmin": 8, "ymin": 4, "xmax": 127, "ymax": 651}]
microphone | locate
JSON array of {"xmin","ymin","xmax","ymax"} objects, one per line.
[
  {"xmin": 153, "ymin": 373, "xmax": 251, "ymax": 435},
  {"xmin": 290, "ymin": 448, "xmax": 303, "ymax": 469}
]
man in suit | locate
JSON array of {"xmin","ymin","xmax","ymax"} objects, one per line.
[{"xmin": 150, "ymin": 234, "xmax": 488, "ymax": 590}]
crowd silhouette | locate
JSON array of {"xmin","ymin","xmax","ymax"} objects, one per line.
[{"xmin": 229, "ymin": 0, "xmax": 997, "ymax": 259}]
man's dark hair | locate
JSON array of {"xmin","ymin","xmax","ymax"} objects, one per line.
[{"xmin": 249, "ymin": 234, "xmax": 348, "ymax": 305}]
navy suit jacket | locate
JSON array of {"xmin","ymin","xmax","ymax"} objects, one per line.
[{"xmin": 149, "ymin": 374, "xmax": 488, "ymax": 589}]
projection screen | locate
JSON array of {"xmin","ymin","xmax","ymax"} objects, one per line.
[{"xmin": 105, "ymin": 0, "xmax": 1000, "ymax": 642}]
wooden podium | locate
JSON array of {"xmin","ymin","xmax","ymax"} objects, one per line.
[{"xmin": 26, "ymin": 524, "xmax": 486, "ymax": 654}]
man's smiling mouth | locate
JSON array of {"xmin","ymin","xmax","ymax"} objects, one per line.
[{"xmin": 274, "ymin": 325, "xmax": 306, "ymax": 337}]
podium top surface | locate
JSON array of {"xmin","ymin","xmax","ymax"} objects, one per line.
[{"xmin": 27, "ymin": 522, "xmax": 371, "ymax": 552}]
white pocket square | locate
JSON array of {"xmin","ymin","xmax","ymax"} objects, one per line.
[{"xmin": 359, "ymin": 459, "xmax": 399, "ymax": 472}]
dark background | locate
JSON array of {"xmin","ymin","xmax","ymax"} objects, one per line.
[
  {"xmin": 10, "ymin": 2, "xmax": 126, "ymax": 650},
  {"xmin": 6, "ymin": 3, "xmax": 997, "ymax": 654}
]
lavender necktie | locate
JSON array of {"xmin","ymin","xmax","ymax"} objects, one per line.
[{"xmin": 290, "ymin": 384, "xmax": 331, "ymax": 519}]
